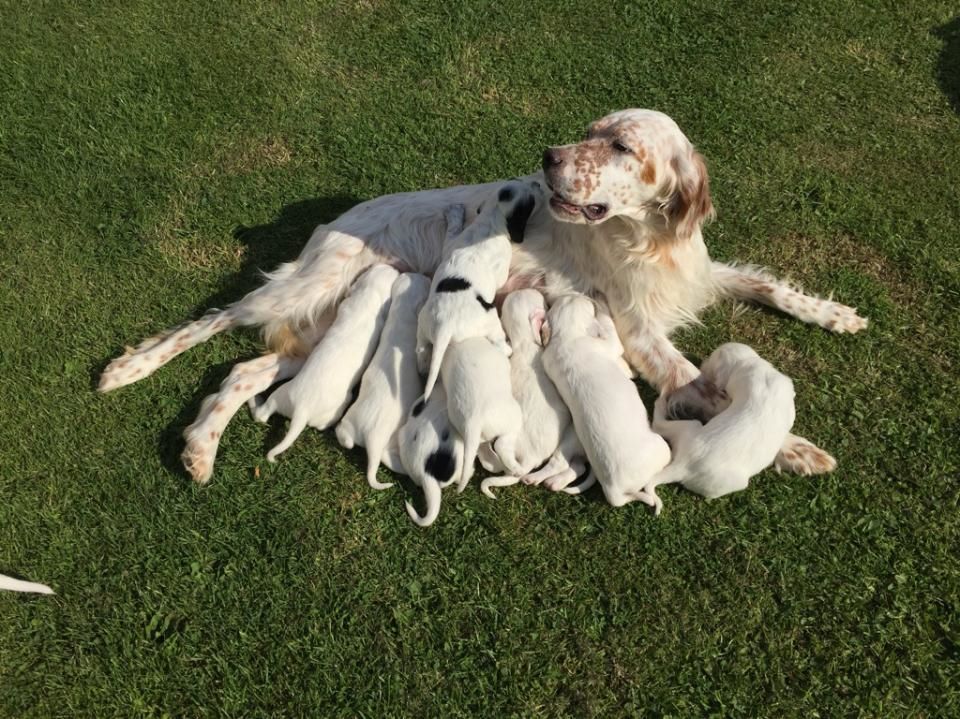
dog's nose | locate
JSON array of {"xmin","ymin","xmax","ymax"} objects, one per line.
[{"xmin": 542, "ymin": 148, "xmax": 563, "ymax": 170}]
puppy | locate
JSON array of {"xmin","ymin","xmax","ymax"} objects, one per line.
[
  {"xmin": 542, "ymin": 295, "xmax": 670, "ymax": 507},
  {"xmin": 440, "ymin": 336, "xmax": 523, "ymax": 490},
  {"xmin": 398, "ymin": 382, "xmax": 465, "ymax": 527},
  {"xmin": 476, "ymin": 290, "xmax": 573, "ymax": 498},
  {"xmin": 417, "ymin": 179, "xmax": 540, "ymax": 399},
  {"xmin": 642, "ymin": 343, "xmax": 796, "ymax": 513},
  {"xmin": 336, "ymin": 273, "xmax": 431, "ymax": 490},
  {"xmin": 253, "ymin": 264, "xmax": 398, "ymax": 461},
  {"xmin": 0, "ymin": 573, "xmax": 54, "ymax": 595}
]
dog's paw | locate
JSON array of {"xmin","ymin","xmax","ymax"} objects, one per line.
[
  {"xmin": 98, "ymin": 353, "xmax": 150, "ymax": 392},
  {"xmin": 824, "ymin": 303, "xmax": 869, "ymax": 334},
  {"xmin": 181, "ymin": 440, "xmax": 215, "ymax": 484},
  {"xmin": 774, "ymin": 435, "xmax": 837, "ymax": 476}
]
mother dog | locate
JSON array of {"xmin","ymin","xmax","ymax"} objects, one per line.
[{"xmin": 99, "ymin": 109, "xmax": 866, "ymax": 476}]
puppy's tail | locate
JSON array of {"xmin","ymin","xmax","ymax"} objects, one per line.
[
  {"xmin": 0, "ymin": 573, "xmax": 54, "ymax": 595},
  {"xmin": 335, "ymin": 418, "xmax": 356, "ymax": 450},
  {"xmin": 641, "ymin": 463, "xmax": 685, "ymax": 516},
  {"xmin": 480, "ymin": 474, "xmax": 521, "ymax": 500},
  {"xmin": 266, "ymin": 415, "xmax": 308, "ymax": 462},
  {"xmin": 405, "ymin": 475, "xmax": 442, "ymax": 527},
  {"xmin": 422, "ymin": 330, "xmax": 452, "ymax": 401},
  {"xmin": 457, "ymin": 424, "xmax": 481, "ymax": 493},
  {"xmin": 364, "ymin": 436, "xmax": 394, "ymax": 491}
]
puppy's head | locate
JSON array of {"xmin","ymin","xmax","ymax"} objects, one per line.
[
  {"xmin": 493, "ymin": 179, "xmax": 543, "ymax": 243},
  {"xmin": 544, "ymin": 294, "xmax": 598, "ymax": 343},
  {"xmin": 542, "ymin": 108, "xmax": 714, "ymax": 239},
  {"xmin": 501, "ymin": 289, "xmax": 548, "ymax": 346}
]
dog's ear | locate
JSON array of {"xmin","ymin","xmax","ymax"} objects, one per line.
[
  {"xmin": 661, "ymin": 150, "xmax": 715, "ymax": 241},
  {"xmin": 529, "ymin": 308, "xmax": 547, "ymax": 346},
  {"xmin": 506, "ymin": 195, "xmax": 536, "ymax": 244}
]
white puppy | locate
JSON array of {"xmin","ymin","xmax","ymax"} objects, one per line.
[
  {"xmin": 440, "ymin": 336, "xmax": 523, "ymax": 490},
  {"xmin": 417, "ymin": 179, "xmax": 541, "ymax": 399},
  {"xmin": 542, "ymin": 295, "xmax": 670, "ymax": 507},
  {"xmin": 335, "ymin": 273, "xmax": 430, "ymax": 490},
  {"xmin": 253, "ymin": 264, "xmax": 399, "ymax": 461},
  {"xmin": 398, "ymin": 382, "xmax": 465, "ymax": 527},
  {"xmin": 477, "ymin": 290, "xmax": 573, "ymax": 498},
  {"xmin": 0, "ymin": 573, "xmax": 54, "ymax": 595},
  {"xmin": 643, "ymin": 343, "xmax": 796, "ymax": 513}
]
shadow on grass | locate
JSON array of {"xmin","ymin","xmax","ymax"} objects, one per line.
[
  {"xmin": 934, "ymin": 16, "xmax": 960, "ymax": 115},
  {"xmin": 146, "ymin": 195, "xmax": 365, "ymax": 482}
]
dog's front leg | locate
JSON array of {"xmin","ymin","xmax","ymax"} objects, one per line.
[{"xmin": 616, "ymin": 319, "xmax": 699, "ymax": 395}]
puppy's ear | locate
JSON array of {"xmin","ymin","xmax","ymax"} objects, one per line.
[
  {"xmin": 506, "ymin": 195, "xmax": 536, "ymax": 244},
  {"xmin": 529, "ymin": 309, "xmax": 547, "ymax": 346},
  {"xmin": 661, "ymin": 150, "xmax": 715, "ymax": 241},
  {"xmin": 539, "ymin": 318, "xmax": 552, "ymax": 346}
]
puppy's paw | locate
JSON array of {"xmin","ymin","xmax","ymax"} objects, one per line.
[
  {"xmin": 824, "ymin": 303, "xmax": 869, "ymax": 334},
  {"xmin": 774, "ymin": 435, "xmax": 837, "ymax": 476}
]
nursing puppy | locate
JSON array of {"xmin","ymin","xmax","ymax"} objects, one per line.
[
  {"xmin": 439, "ymin": 336, "xmax": 524, "ymax": 490},
  {"xmin": 642, "ymin": 343, "xmax": 797, "ymax": 513},
  {"xmin": 398, "ymin": 382, "xmax": 465, "ymax": 527},
  {"xmin": 0, "ymin": 573, "xmax": 54, "ymax": 595},
  {"xmin": 542, "ymin": 294, "xmax": 670, "ymax": 507},
  {"xmin": 417, "ymin": 179, "xmax": 540, "ymax": 400},
  {"xmin": 253, "ymin": 264, "xmax": 398, "ymax": 461},
  {"xmin": 336, "ymin": 273, "xmax": 430, "ymax": 490},
  {"xmin": 477, "ymin": 290, "xmax": 573, "ymax": 498}
]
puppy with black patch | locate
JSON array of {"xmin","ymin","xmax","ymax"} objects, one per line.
[
  {"xmin": 542, "ymin": 294, "xmax": 671, "ymax": 507},
  {"xmin": 477, "ymin": 289, "xmax": 574, "ymax": 498},
  {"xmin": 417, "ymin": 179, "xmax": 541, "ymax": 400},
  {"xmin": 642, "ymin": 343, "xmax": 797, "ymax": 513},
  {"xmin": 336, "ymin": 272, "xmax": 431, "ymax": 490},
  {"xmin": 253, "ymin": 264, "xmax": 398, "ymax": 461},
  {"xmin": 398, "ymin": 382, "xmax": 465, "ymax": 527},
  {"xmin": 440, "ymin": 336, "xmax": 523, "ymax": 490}
]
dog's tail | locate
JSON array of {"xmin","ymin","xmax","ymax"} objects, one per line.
[
  {"xmin": 334, "ymin": 418, "xmax": 356, "ymax": 450},
  {"xmin": 422, "ymin": 329, "xmax": 452, "ymax": 401},
  {"xmin": 641, "ymin": 463, "xmax": 686, "ymax": 516},
  {"xmin": 457, "ymin": 423, "xmax": 481, "ymax": 492},
  {"xmin": 404, "ymin": 474, "xmax": 442, "ymax": 527},
  {"xmin": 480, "ymin": 474, "xmax": 521, "ymax": 500},
  {"xmin": 266, "ymin": 415, "xmax": 308, "ymax": 462},
  {"xmin": 364, "ymin": 435, "xmax": 394, "ymax": 491},
  {"xmin": 0, "ymin": 573, "xmax": 54, "ymax": 595}
]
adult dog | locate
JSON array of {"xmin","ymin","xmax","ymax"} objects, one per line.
[{"xmin": 99, "ymin": 109, "xmax": 866, "ymax": 476}]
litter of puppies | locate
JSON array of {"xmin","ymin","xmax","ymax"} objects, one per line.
[{"xmin": 210, "ymin": 181, "xmax": 812, "ymax": 527}]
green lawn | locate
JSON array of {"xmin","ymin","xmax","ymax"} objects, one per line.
[{"xmin": 2, "ymin": 1, "xmax": 959, "ymax": 716}]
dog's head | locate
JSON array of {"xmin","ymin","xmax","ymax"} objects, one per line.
[
  {"xmin": 501, "ymin": 289, "xmax": 548, "ymax": 346},
  {"xmin": 542, "ymin": 293, "xmax": 600, "ymax": 344},
  {"xmin": 542, "ymin": 109, "xmax": 714, "ymax": 239},
  {"xmin": 488, "ymin": 179, "xmax": 544, "ymax": 244}
]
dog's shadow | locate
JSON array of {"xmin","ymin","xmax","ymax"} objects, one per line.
[
  {"xmin": 153, "ymin": 195, "xmax": 364, "ymax": 481},
  {"xmin": 935, "ymin": 16, "xmax": 960, "ymax": 115}
]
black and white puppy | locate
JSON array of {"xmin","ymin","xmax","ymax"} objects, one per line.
[{"xmin": 416, "ymin": 179, "xmax": 541, "ymax": 400}]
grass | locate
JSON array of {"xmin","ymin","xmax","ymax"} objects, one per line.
[{"xmin": 1, "ymin": 0, "xmax": 959, "ymax": 716}]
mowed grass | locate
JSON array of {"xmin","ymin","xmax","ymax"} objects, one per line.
[{"xmin": 1, "ymin": 0, "xmax": 959, "ymax": 715}]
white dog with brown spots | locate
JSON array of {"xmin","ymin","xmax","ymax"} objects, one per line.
[
  {"xmin": 253, "ymin": 264, "xmax": 398, "ymax": 461},
  {"xmin": 642, "ymin": 343, "xmax": 801, "ymax": 513},
  {"xmin": 101, "ymin": 109, "xmax": 864, "ymax": 479},
  {"xmin": 336, "ymin": 272, "xmax": 430, "ymax": 490},
  {"xmin": 541, "ymin": 294, "xmax": 670, "ymax": 507}
]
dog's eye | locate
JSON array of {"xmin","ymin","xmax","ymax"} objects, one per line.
[{"xmin": 612, "ymin": 140, "xmax": 631, "ymax": 153}]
